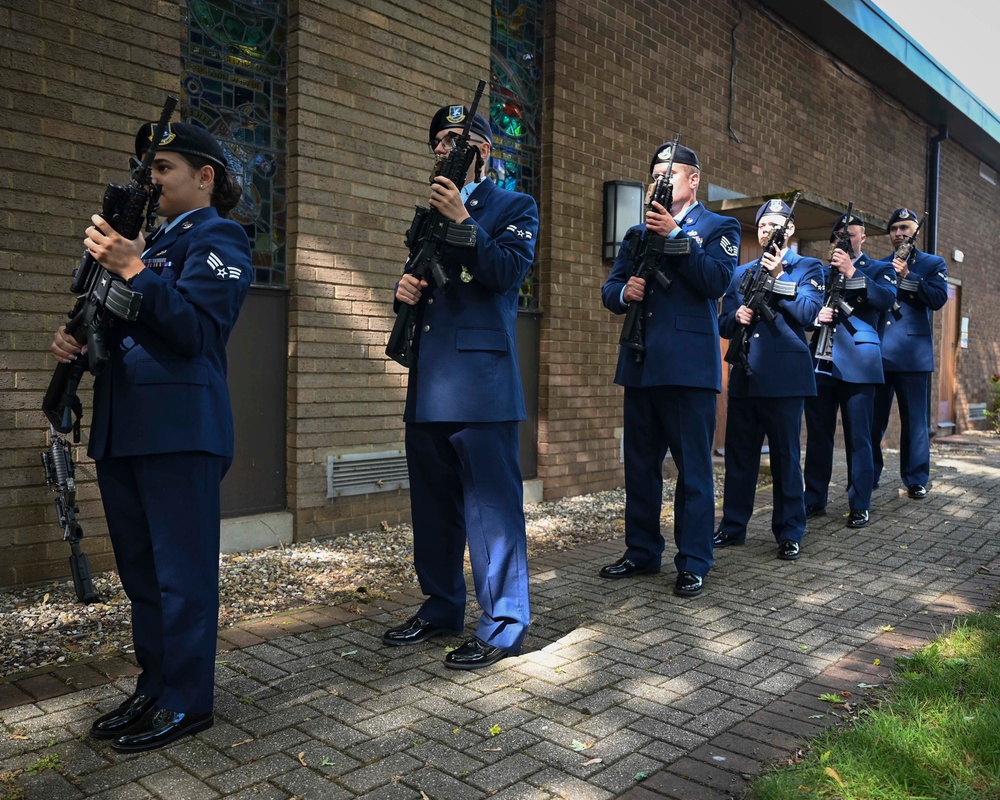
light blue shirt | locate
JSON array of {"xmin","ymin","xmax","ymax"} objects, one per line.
[{"xmin": 142, "ymin": 209, "xmax": 200, "ymax": 256}]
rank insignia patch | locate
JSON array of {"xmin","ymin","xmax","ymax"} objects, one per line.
[
  {"xmin": 506, "ymin": 224, "xmax": 532, "ymax": 239},
  {"xmin": 720, "ymin": 236, "xmax": 738, "ymax": 258},
  {"xmin": 208, "ymin": 251, "xmax": 241, "ymax": 280}
]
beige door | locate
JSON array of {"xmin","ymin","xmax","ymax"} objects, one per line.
[
  {"xmin": 715, "ymin": 234, "xmax": 767, "ymax": 454},
  {"xmin": 936, "ymin": 280, "xmax": 960, "ymax": 430}
]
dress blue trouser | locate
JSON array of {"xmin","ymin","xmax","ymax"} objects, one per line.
[
  {"xmin": 719, "ymin": 396, "xmax": 807, "ymax": 544},
  {"xmin": 405, "ymin": 421, "xmax": 530, "ymax": 653},
  {"xmin": 804, "ymin": 377, "xmax": 877, "ymax": 512},
  {"xmin": 96, "ymin": 452, "xmax": 229, "ymax": 714},
  {"xmin": 873, "ymin": 371, "xmax": 931, "ymax": 488},
  {"xmin": 622, "ymin": 385, "xmax": 717, "ymax": 577}
]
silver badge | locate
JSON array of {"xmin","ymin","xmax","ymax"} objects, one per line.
[
  {"xmin": 469, "ymin": 199, "xmax": 479, "ymax": 207},
  {"xmin": 182, "ymin": 220, "xmax": 194, "ymax": 229}
]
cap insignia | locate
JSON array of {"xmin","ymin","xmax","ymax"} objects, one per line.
[
  {"xmin": 446, "ymin": 105, "xmax": 466, "ymax": 124},
  {"xmin": 150, "ymin": 122, "xmax": 177, "ymax": 146},
  {"xmin": 769, "ymin": 198, "xmax": 784, "ymax": 212},
  {"xmin": 899, "ymin": 209, "xmax": 909, "ymax": 219},
  {"xmin": 657, "ymin": 145, "xmax": 673, "ymax": 162}
]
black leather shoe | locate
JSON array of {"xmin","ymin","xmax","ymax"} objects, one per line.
[
  {"xmin": 713, "ymin": 529, "xmax": 745, "ymax": 548},
  {"xmin": 110, "ymin": 708, "xmax": 213, "ymax": 753},
  {"xmin": 90, "ymin": 694, "xmax": 158, "ymax": 740},
  {"xmin": 777, "ymin": 539, "xmax": 801, "ymax": 560},
  {"xmin": 382, "ymin": 616, "xmax": 459, "ymax": 646},
  {"xmin": 847, "ymin": 509, "xmax": 870, "ymax": 528},
  {"xmin": 907, "ymin": 484, "xmax": 927, "ymax": 499},
  {"xmin": 805, "ymin": 505, "xmax": 826, "ymax": 519},
  {"xmin": 444, "ymin": 637, "xmax": 510, "ymax": 670},
  {"xmin": 873, "ymin": 480, "xmax": 880, "ymax": 490},
  {"xmin": 599, "ymin": 557, "xmax": 660, "ymax": 579},
  {"xmin": 674, "ymin": 571, "xmax": 704, "ymax": 598}
]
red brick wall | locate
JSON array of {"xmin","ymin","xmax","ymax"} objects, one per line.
[
  {"xmin": 936, "ymin": 141, "xmax": 1000, "ymax": 425},
  {"xmin": 535, "ymin": 0, "xmax": 935, "ymax": 498},
  {"xmin": 1, "ymin": 0, "xmax": 995, "ymax": 588}
]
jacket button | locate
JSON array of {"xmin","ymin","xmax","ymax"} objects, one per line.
[
  {"xmin": 427, "ymin": 298, "xmax": 434, "ymax": 305},
  {"xmin": 422, "ymin": 325, "xmax": 430, "ymax": 332},
  {"xmin": 752, "ymin": 332, "xmax": 760, "ymax": 338},
  {"xmin": 646, "ymin": 311, "xmax": 653, "ymax": 318}
]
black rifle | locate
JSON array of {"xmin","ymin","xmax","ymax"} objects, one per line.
[
  {"xmin": 724, "ymin": 192, "xmax": 801, "ymax": 376},
  {"xmin": 618, "ymin": 133, "xmax": 682, "ymax": 361},
  {"xmin": 888, "ymin": 211, "xmax": 928, "ymax": 320},
  {"xmin": 385, "ymin": 80, "xmax": 487, "ymax": 368},
  {"xmin": 41, "ymin": 428, "xmax": 100, "ymax": 603},
  {"xmin": 813, "ymin": 203, "xmax": 858, "ymax": 373},
  {"xmin": 41, "ymin": 96, "xmax": 177, "ymax": 441}
]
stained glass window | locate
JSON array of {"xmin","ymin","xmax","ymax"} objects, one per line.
[
  {"xmin": 491, "ymin": 0, "xmax": 544, "ymax": 311},
  {"xmin": 181, "ymin": 0, "xmax": 288, "ymax": 287}
]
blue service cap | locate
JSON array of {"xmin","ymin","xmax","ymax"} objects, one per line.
[
  {"xmin": 887, "ymin": 208, "xmax": 919, "ymax": 227},
  {"xmin": 755, "ymin": 198, "xmax": 795, "ymax": 225},
  {"xmin": 134, "ymin": 121, "xmax": 227, "ymax": 172},
  {"xmin": 650, "ymin": 142, "xmax": 699, "ymax": 174},
  {"xmin": 428, "ymin": 104, "xmax": 493, "ymax": 146},
  {"xmin": 830, "ymin": 212, "xmax": 865, "ymax": 242}
]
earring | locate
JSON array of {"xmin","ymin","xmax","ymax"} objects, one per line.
[{"xmin": 199, "ymin": 184, "xmax": 205, "ymax": 189}]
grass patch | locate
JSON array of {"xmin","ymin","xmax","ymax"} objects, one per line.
[{"xmin": 750, "ymin": 613, "xmax": 1000, "ymax": 799}]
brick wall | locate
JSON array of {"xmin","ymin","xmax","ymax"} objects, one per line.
[
  {"xmin": 0, "ymin": 1, "xmax": 182, "ymax": 586},
  {"xmin": 284, "ymin": 0, "xmax": 492, "ymax": 540},
  {"xmin": 936, "ymin": 141, "xmax": 1000, "ymax": 425},
  {"xmin": 2, "ymin": 0, "xmax": 996, "ymax": 589},
  {"xmin": 535, "ymin": 0, "xmax": 936, "ymax": 499}
]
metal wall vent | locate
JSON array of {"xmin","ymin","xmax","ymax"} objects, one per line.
[{"xmin": 327, "ymin": 450, "xmax": 409, "ymax": 498}]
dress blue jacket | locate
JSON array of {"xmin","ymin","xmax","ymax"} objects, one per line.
[
  {"xmin": 720, "ymin": 250, "xmax": 824, "ymax": 398},
  {"xmin": 602, "ymin": 203, "xmax": 739, "ymax": 391},
  {"xmin": 817, "ymin": 253, "xmax": 897, "ymax": 385},
  {"xmin": 876, "ymin": 249, "xmax": 948, "ymax": 373},
  {"xmin": 402, "ymin": 178, "xmax": 538, "ymax": 423},
  {"xmin": 88, "ymin": 207, "xmax": 252, "ymax": 461}
]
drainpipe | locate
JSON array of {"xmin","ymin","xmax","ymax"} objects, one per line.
[
  {"xmin": 925, "ymin": 124, "xmax": 949, "ymax": 437},
  {"xmin": 926, "ymin": 125, "xmax": 949, "ymax": 254}
]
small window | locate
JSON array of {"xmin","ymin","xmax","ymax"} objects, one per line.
[{"xmin": 981, "ymin": 162, "xmax": 998, "ymax": 186}]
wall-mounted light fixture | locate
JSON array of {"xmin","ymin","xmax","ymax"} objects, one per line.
[{"xmin": 603, "ymin": 181, "xmax": 644, "ymax": 260}]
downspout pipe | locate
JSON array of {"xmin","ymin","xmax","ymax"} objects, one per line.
[
  {"xmin": 927, "ymin": 125, "xmax": 949, "ymax": 255},
  {"xmin": 925, "ymin": 124, "xmax": 949, "ymax": 437}
]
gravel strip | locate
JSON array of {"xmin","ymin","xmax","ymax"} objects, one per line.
[{"xmin": 2, "ymin": 465, "xmax": 745, "ymax": 679}]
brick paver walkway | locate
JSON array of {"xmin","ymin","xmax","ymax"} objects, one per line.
[{"xmin": 2, "ymin": 437, "xmax": 998, "ymax": 799}]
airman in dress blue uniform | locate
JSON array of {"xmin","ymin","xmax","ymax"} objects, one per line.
[
  {"xmin": 803, "ymin": 213, "xmax": 897, "ymax": 528},
  {"xmin": 382, "ymin": 104, "xmax": 538, "ymax": 670},
  {"xmin": 52, "ymin": 122, "xmax": 251, "ymax": 751},
  {"xmin": 600, "ymin": 142, "xmax": 739, "ymax": 598},
  {"xmin": 872, "ymin": 208, "xmax": 948, "ymax": 499},
  {"xmin": 715, "ymin": 199, "xmax": 823, "ymax": 560}
]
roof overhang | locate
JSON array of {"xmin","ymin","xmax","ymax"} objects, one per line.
[
  {"xmin": 708, "ymin": 190, "xmax": 889, "ymax": 241},
  {"xmin": 757, "ymin": 0, "xmax": 1000, "ymax": 172}
]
